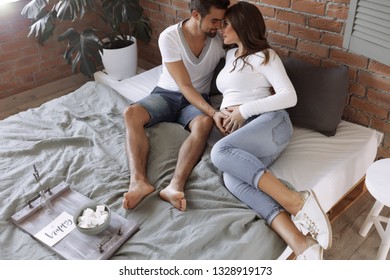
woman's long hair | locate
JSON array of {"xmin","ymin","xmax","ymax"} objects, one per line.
[{"xmin": 225, "ymin": 1, "xmax": 272, "ymax": 71}]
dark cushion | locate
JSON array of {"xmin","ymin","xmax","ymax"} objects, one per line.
[
  {"xmin": 209, "ymin": 58, "xmax": 225, "ymax": 95},
  {"xmin": 283, "ymin": 57, "xmax": 349, "ymax": 136}
]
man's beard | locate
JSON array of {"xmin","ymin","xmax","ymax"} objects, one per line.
[
  {"xmin": 206, "ymin": 30, "xmax": 218, "ymax": 38},
  {"xmin": 199, "ymin": 18, "xmax": 218, "ymax": 38}
]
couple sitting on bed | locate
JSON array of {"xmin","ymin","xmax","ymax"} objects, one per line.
[{"xmin": 122, "ymin": 0, "xmax": 332, "ymax": 260}]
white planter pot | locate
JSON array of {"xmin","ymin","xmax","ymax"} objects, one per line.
[{"xmin": 101, "ymin": 37, "xmax": 137, "ymax": 81}]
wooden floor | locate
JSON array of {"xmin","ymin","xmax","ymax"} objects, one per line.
[
  {"xmin": 325, "ymin": 191, "xmax": 390, "ymax": 260},
  {"xmin": 0, "ymin": 74, "xmax": 89, "ymax": 120},
  {"xmin": 1, "ymin": 75, "xmax": 389, "ymax": 260}
]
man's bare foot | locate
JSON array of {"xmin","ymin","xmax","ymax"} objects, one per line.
[
  {"xmin": 122, "ymin": 181, "xmax": 154, "ymax": 209},
  {"xmin": 159, "ymin": 186, "xmax": 186, "ymax": 211}
]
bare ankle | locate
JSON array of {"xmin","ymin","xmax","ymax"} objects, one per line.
[
  {"xmin": 290, "ymin": 192, "xmax": 305, "ymax": 216},
  {"xmin": 166, "ymin": 179, "xmax": 184, "ymax": 192}
]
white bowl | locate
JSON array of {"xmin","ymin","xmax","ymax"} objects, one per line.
[{"xmin": 73, "ymin": 202, "xmax": 111, "ymax": 236}]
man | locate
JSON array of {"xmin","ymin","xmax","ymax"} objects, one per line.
[{"xmin": 122, "ymin": 0, "xmax": 230, "ymax": 211}]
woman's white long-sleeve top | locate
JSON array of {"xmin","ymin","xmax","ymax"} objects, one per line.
[{"xmin": 216, "ymin": 48, "xmax": 297, "ymax": 119}]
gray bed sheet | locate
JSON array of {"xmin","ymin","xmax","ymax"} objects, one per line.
[{"xmin": 0, "ymin": 82, "xmax": 285, "ymax": 259}]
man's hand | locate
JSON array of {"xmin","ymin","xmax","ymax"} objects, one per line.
[{"xmin": 213, "ymin": 111, "xmax": 228, "ymax": 136}]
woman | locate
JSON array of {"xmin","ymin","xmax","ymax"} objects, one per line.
[{"xmin": 210, "ymin": 1, "xmax": 332, "ymax": 260}]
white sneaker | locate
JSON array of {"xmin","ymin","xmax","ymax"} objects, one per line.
[
  {"xmin": 292, "ymin": 190, "xmax": 332, "ymax": 249},
  {"xmin": 297, "ymin": 237, "xmax": 323, "ymax": 260}
]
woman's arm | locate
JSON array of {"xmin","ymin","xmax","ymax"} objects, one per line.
[{"xmin": 239, "ymin": 52, "xmax": 297, "ymax": 119}]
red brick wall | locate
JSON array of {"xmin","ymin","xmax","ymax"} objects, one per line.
[
  {"xmin": 140, "ymin": 0, "xmax": 390, "ymax": 158},
  {"xmin": 0, "ymin": 1, "xmax": 64, "ymax": 98},
  {"xmin": 0, "ymin": 0, "xmax": 107, "ymax": 99},
  {"xmin": 1, "ymin": 0, "xmax": 389, "ymax": 158}
]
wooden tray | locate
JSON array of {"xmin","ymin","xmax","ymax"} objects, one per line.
[{"xmin": 11, "ymin": 181, "xmax": 139, "ymax": 260}]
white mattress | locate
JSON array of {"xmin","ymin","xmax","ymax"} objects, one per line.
[
  {"xmin": 94, "ymin": 66, "xmax": 383, "ymax": 259},
  {"xmin": 94, "ymin": 66, "xmax": 163, "ymax": 103}
]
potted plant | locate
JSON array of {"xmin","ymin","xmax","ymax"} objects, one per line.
[{"xmin": 21, "ymin": 0, "xmax": 152, "ymax": 79}]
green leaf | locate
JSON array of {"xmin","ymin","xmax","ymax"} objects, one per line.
[
  {"xmin": 27, "ymin": 10, "xmax": 56, "ymax": 45},
  {"xmin": 21, "ymin": 0, "xmax": 49, "ymax": 20},
  {"xmin": 59, "ymin": 28, "xmax": 102, "ymax": 78},
  {"xmin": 132, "ymin": 16, "xmax": 152, "ymax": 43},
  {"xmin": 55, "ymin": 0, "xmax": 95, "ymax": 21}
]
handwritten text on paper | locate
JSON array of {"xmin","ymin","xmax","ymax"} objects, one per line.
[{"xmin": 34, "ymin": 211, "xmax": 76, "ymax": 247}]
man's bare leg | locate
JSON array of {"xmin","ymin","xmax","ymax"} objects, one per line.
[
  {"xmin": 122, "ymin": 104, "xmax": 155, "ymax": 209},
  {"xmin": 160, "ymin": 115, "xmax": 214, "ymax": 211}
]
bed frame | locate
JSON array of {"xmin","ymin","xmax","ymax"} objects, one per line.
[
  {"xmin": 0, "ymin": 66, "xmax": 383, "ymax": 260},
  {"xmin": 95, "ymin": 65, "xmax": 383, "ymax": 259}
]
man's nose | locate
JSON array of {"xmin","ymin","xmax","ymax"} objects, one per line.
[{"xmin": 215, "ymin": 20, "xmax": 223, "ymax": 29}]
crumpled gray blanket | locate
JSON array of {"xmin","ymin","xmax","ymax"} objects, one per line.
[{"xmin": 0, "ymin": 82, "xmax": 285, "ymax": 259}]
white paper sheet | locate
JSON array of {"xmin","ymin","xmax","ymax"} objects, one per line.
[{"xmin": 34, "ymin": 211, "xmax": 76, "ymax": 247}]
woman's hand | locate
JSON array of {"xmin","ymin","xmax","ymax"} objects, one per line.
[{"xmin": 222, "ymin": 106, "xmax": 245, "ymax": 134}]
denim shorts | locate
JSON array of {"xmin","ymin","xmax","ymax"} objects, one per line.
[{"xmin": 136, "ymin": 86, "xmax": 210, "ymax": 129}]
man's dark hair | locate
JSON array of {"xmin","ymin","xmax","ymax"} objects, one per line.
[{"xmin": 190, "ymin": 0, "xmax": 230, "ymax": 17}]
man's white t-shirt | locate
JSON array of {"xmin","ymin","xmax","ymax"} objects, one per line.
[{"xmin": 157, "ymin": 21, "xmax": 225, "ymax": 94}]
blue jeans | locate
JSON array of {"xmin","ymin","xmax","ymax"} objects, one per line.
[{"xmin": 210, "ymin": 110, "xmax": 293, "ymax": 225}]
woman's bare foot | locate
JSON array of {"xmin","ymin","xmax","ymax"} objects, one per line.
[
  {"xmin": 159, "ymin": 185, "xmax": 186, "ymax": 211},
  {"xmin": 122, "ymin": 181, "xmax": 154, "ymax": 209}
]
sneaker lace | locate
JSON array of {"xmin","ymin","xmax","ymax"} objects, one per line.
[{"xmin": 303, "ymin": 213, "xmax": 319, "ymax": 239}]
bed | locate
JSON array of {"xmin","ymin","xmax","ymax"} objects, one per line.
[{"xmin": 0, "ymin": 60, "xmax": 383, "ymax": 260}]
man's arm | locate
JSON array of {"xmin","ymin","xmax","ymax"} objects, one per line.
[
  {"xmin": 165, "ymin": 60, "xmax": 227, "ymax": 134},
  {"xmin": 165, "ymin": 60, "xmax": 215, "ymax": 117}
]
